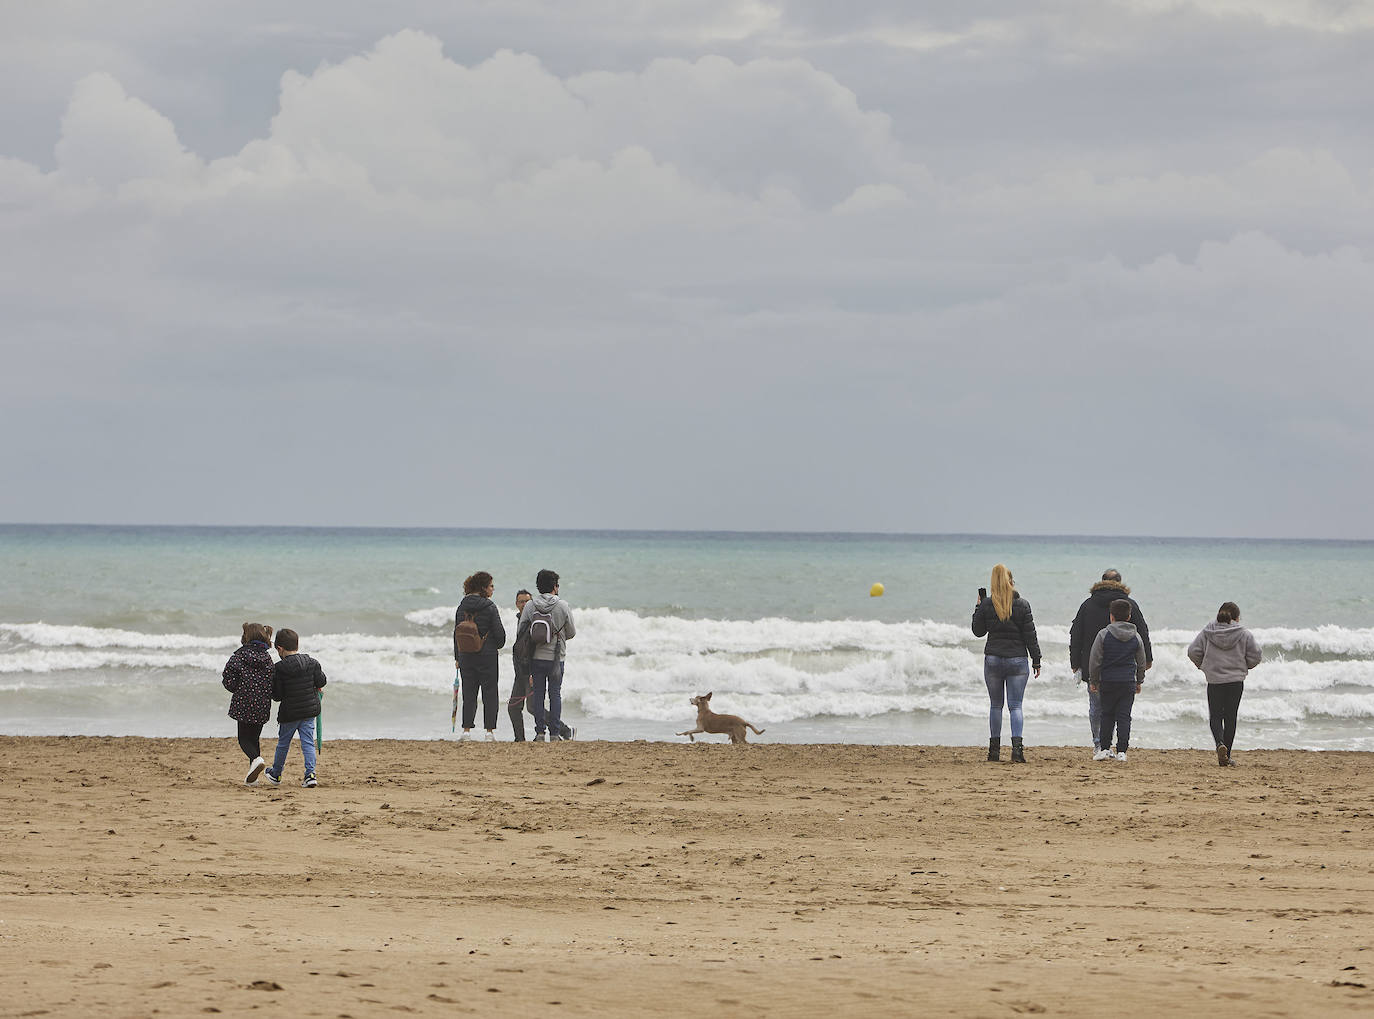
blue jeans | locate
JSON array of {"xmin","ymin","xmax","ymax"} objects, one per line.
[
  {"xmin": 1088, "ymin": 683, "xmax": 1102, "ymax": 749},
  {"xmin": 530, "ymin": 659, "xmax": 564, "ymax": 736},
  {"xmin": 984, "ymin": 655, "xmax": 1029, "ymax": 740},
  {"xmin": 268, "ymin": 718, "xmax": 317, "ymax": 778}
]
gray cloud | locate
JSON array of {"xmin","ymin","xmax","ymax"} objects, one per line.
[{"xmin": 2, "ymin": 4, "xmax": 1372, "ymax": 536}]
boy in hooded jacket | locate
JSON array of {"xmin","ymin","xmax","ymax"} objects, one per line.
[
  {"xmin": 518, "ymin": 569, "xmax": 577, "ymax": 742},
  {"xmin": 261, "ymin": 628, "xmax": 327, "ymax": 788},
  {"xmin": 1088, "ymin": 600, "xmax": 1147, "ymax": 762}
]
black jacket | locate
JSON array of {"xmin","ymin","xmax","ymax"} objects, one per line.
[
  {"xmin": 454, "ymin": 594, "xmax": 506, "ymax": 661},
  {"xmin": 272, "ymin": 653, "xmax": 327, "ymax": 724},
  {"xmin": 1069, "ymin": 581, "xmax": 1152, "ymax": 675},
  {"xmin": 971, "ymin": 593, "xmax": 1042, "ymax": 667}
]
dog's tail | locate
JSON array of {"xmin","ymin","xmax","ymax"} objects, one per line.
[{"xmin": 748, "ymin": 724, "xmax": 766, "ymax": 735}]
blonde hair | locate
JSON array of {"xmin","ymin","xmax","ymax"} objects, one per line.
[{"xmin": 989, "ymin": 564, "xmax": 1015, "ymax": 621}]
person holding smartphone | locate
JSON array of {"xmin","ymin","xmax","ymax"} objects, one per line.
[{"xmin": 971, "ymin": 564, "xmax": 1041, "ymax": 763}]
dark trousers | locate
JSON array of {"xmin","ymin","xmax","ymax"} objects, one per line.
[
  {"xmin": 458, "ymin": 656, "xmax": 500, "ymax": 731},
  {"xmin": 236, "ymin": 721, "xmax": 264, "ymax": 761},
  {"xmin": 1098, "ymin": 683, "xmax": 1137, "ymax": 754},
  {"xmin": 1207, "ymin": 681, "xmax": 1245, "ymax": 750},
  {"xmin": 508, "ymin": 672, "xmax": 530, "ymax": 741}
]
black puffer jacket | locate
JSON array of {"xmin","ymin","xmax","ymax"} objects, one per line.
[
  {"xmin": 271, "ymin": 653, "xmax": 327, "ymax": 723},
  {"xmin": 971, "ymin": 593, "xmax": 1042, "ymax": 667},
  {"xmin": 454, "ymin": 594, "xmax": 506, "ymax": 661},
  {"xmin": 1069, "ymin": 581, "xmax": 1152, "ymax": 675}
]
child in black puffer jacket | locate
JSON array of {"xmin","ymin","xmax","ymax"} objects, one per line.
[{"xmin": 221, "ymin": 622, "xmax": 275, "ymax": 786}]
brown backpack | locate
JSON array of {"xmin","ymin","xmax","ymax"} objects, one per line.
[{"xmin": 454, "ymin": 612, "xmax": 486, "ymax": 655}]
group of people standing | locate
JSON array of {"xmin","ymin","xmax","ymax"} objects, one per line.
[
  {"xmin": 453, "ymin": 567, "xmax": 577, "ymax": 743},
  {"xmin": 973, "ymin": 564, "xmax": 1263, "ymax": 766}
]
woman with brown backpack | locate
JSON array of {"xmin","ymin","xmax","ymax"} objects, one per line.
[{"xmin": 454, "ymin": 571, "xmax": 506, "ymax": 741}]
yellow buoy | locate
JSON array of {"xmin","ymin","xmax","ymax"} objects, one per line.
[{"xmin": 870, "ymin": 582, "xmax": 885, "ymax": 597}]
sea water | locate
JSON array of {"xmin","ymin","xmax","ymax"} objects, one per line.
[{"xmin": 1, "ymin": 525, "xmax": 1371, "ymax": 750}]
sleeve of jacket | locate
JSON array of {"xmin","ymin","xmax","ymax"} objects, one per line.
[
  {"xmin": 1244, "ymin": 631, "xmax": 1262, "ymax": 670},
  {"xmin": 271, "ymin": 663, "xmax": 284, "ymax": 702},
  {"xmin": 1186, "ymin": 631, "xmax": 1205, "ymax": 669},
  {"xmin": 1089, "ymin": 631, "xmax": 1105, "ymax": 684},
  {"xmin": 1020, "ymin": 601, "xmax": 1041, "ymax": 667},
  {"xmin": 1131, "ymin": 599, "xmax": 1153, "ymax": 665},
  {"xmin": 1068, "ymin": 605, "xmax": 1084, "ymax": 671},
  {"xmin": 486, "ymin": 601, "xmax": 507, "ymax": 651},
  {"xmin": 222, "ymin": 650, "xmax": 241, "ymax": 692},
  {"xmin": 1134, "ymin": 638, "xmax": 1147, "ymax": 683},
  {"xmin": 314, "ymin": 659, "xmax": 327, "ymax": 690},
  {"xmin": 971, "ymin": 601, "xmax": 989, "ymax": 638},
  {"xmin": 559, "ymin": 604, "xmax": 575, "ymax": 641},
  {"xmin": 453, "ymin": 608, "xmax": 462, "ymax": 661}
]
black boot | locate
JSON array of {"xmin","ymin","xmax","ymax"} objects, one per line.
[
  {"xmin": 986, "ymin": 738, "xmax": 1001, "ymax": 762},
  {"xmin": 1011, "ymin": 737, "xmax": 1027, "ymax": 764}
]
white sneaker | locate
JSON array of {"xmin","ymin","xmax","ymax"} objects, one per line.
[
  {"xmin": 483, "ymin": 731, "xmax": 496, "ymax": 742},
  {"xmin": 458, "ymin": 731, "xmax": 473, "ymax": 742},
  {"xmin": 1116, "ymin": 752, "xmax": 1127, "ymax": 762},
  {"xmin": 245, "ymin": 756, "xmax": 266, "ymax": 784},
  {"xmin": 1092, "ymin": 748, "xmax": 1114, "ymax": 762}
]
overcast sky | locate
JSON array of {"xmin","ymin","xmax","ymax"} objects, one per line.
[{"xmin": 3, "ymin": 1, "xmax": 1372, "ymax": 537}]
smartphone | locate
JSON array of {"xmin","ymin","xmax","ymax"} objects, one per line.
[{"xmin": 978, "ymin": 587, "xmax": 987, "ymax": 602}]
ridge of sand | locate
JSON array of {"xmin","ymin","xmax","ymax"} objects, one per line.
[{"xmin": 2, "ymin": 737, "xmax": 1372, "ymax": 1016}]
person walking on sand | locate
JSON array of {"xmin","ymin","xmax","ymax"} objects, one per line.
[
  {"xmin": 519, "ymin": 569, "xmax": 576, "ymax": 742},
  {"xmin": 455, "ymin": 572, "xmax": 507, "ymax": 742},
  {"xmin": 1089, "ymin": 600, "xmax": 1147, "ymax": 762},
  {"xmin": 221, "ymin": 622, "xmax": 275, "ymax": 786},
  {"xmin": 508, "ymin": 588, "xmax": 572, "ymax": 742},
  {"xmin": 1188, "ymin": 602, "xmax": 1262, "ymax": 767},
  {"xmin": 1069, "ymin": 569, "xmax": 1153, "ymax": 755},
  {"xmin": 971, "ymin": 564, "xmax": 1041, "ymax": 763},
  {"xmin": 260, "ymin": 628, "xmax": 327, "ymax": 788}
]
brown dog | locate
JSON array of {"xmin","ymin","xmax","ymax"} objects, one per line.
[{"xmin": 677, "ymin": 692, "xmax": 766, "ymax": 744}]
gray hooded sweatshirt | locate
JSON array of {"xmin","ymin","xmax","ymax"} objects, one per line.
[
  {"xmin": 1187, "ymin": 621, "xmax": 1261, "ymax": 685},
  {"xmin": 518, "ymin": 591, "xmax": 576, "ymax": 662}
]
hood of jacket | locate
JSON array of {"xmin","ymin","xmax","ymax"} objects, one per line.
[
  {"xmin": 531, "ymin": 592, "xmax": 561, "ymax": 612},
  {"xmin": 274, "ymin": 652, "xmax": 318, "ymax": 679},
  {"xmin": 1105, "ymin": 620, "xmax": 1139, "ymax": 642},
  {"xmin": 458, "ymin": 594, "xmax": 494, "ymax": 617},
  {"xmin": 1200, "ymin": 619, "xmax": 1246, "ymax": 650},
  {"xmin": 1090, "ymin": 579, "xmax": 1131, "ymax": 597}
]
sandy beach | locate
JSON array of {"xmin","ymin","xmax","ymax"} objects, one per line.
[{"xmin": 1, "ymin": 737, "xmax": 1371, "ymax": 1017}]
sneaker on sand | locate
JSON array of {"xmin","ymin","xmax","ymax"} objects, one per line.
[
  {"xmin": 564, "ymin": 727, "xmax": 577, "ymax": 741},
  {"xmin": 1092, "ymin": 748, "xmax": 1114, "ymax": 762},
  {"xmin": 245, "ymin": 756, "xmax": 266, "ymax": 784},
  {"xmin": 1115, "ymin": 752, "xmax": 1128, "ymax": 762},
  {"xmin": 302, "ymin": 773, "xmax": 318, "ymax": 788},
  {"xmin": 261, "ymin": 770, "xmax": 281, "ymax": 787},
  {"xmin": 483, "ymin": 731, "xmax": 496, "ymax": 742},
  {"xmin": 1217, "ymin": 745, "xmax": 1230, "ymax": 767},
  {"xmin": 533, "ymin": 733, "xmax": 547, "ymax": 742}
]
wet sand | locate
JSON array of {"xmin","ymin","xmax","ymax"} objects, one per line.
[{"xmin": 1, "ymin": 737, "xmax": 1372, "ymax": 1017}]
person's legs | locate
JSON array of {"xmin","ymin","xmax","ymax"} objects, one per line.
[
  {"xmin": 507, "ymin": 674, "xmax": 529, "ymax": 741},
  {"xmin": 1206, "ymin": 684, "xmax": 1227, "ymax": 747},
  {"xmin": 529, "ymin": 659, "xmax": 553, "ymax": 736},
  {"xmin": 1098, "ymin": 686, "xmax": 1119, "ymax": 754},
  {"xmin": 546, "ymin": 661, "xmax": 565, "ymax": 737},
  {"xmin": 237, "ymin": 721, "xmax": 263, "ymax": 761},
  {"xmin": 480, "ymin": 660, "xmax": 500, "ymax": 732},
  {"xmin": 1115, "ymin": 686, "xmax": 1137, "ymax": 753},
  {"xmin": 1088, "ymin": 685, "xmax": 1102, "ymax": 750},
  {"xmin": 983, "ymin": 656, "xmax": 1007, "ymax": 739},
  {"xmin": 296, "ymin": 718, "xmax": 317, "ymax": 775},
  {"xmin": 1004, "ymin": 660, "xmax": 1029, "ymax": 740},
  {"xmin": 1222, "ymin": 682, "xmax": 1244, "ymax": 752},
  {"xmin": 269, "ymin": 720, "xmax": 299, "ymax": 777},
  {"xmin": 459, "ymin": 664, "xmax": 479, "ymax": 730}
]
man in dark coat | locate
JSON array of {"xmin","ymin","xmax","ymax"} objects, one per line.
[{"xmin": 1069, "ymin": 569, "xmax": 1152, "ymax": 753}]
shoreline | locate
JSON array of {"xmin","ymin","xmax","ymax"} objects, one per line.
[{"xmin": 3, "ymin": 737, "xmax": 1372, "ymax": 1016}]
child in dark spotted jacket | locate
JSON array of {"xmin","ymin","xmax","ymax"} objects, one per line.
[{"xmin": 221, "ymin": 622, "xmax": 275, "ymax": 786}]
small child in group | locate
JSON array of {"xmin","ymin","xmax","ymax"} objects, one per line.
[
  {"xmin": 1088, "ymin": 599, "xmax": 1147, "ymax": 762},
  {"xmin": 221, "ymin": 622, "xmax": 275, "ymax": 786},
  {"xmin": 260, "ymin": 628, "xmax": 327, "ymax": 789}
]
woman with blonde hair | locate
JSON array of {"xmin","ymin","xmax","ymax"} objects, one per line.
[{"xmin": 971, "ymin": 564, "xmax": 1041, "ymax": 763}]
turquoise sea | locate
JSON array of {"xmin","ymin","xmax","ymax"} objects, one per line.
[{"xmin": 2, "ymin": 525, "xmax": 1371, "ymax": 750}]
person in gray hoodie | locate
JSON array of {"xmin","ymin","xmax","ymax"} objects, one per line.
[
  {"xmin": 518, "ymin": 569, "xmax": 577, "ymax": 742},
  {"xmin": 1187, "ymin": 601, "xmax": 1262, "ymax": 767},
  {"xmin": 1088, "ymin": 599, "xmax": 1147, "ymax": 761}
]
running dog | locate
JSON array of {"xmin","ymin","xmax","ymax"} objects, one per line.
[{"xmin": 677, "ymin": 692, "xmax": 766, "ymax": 744}]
